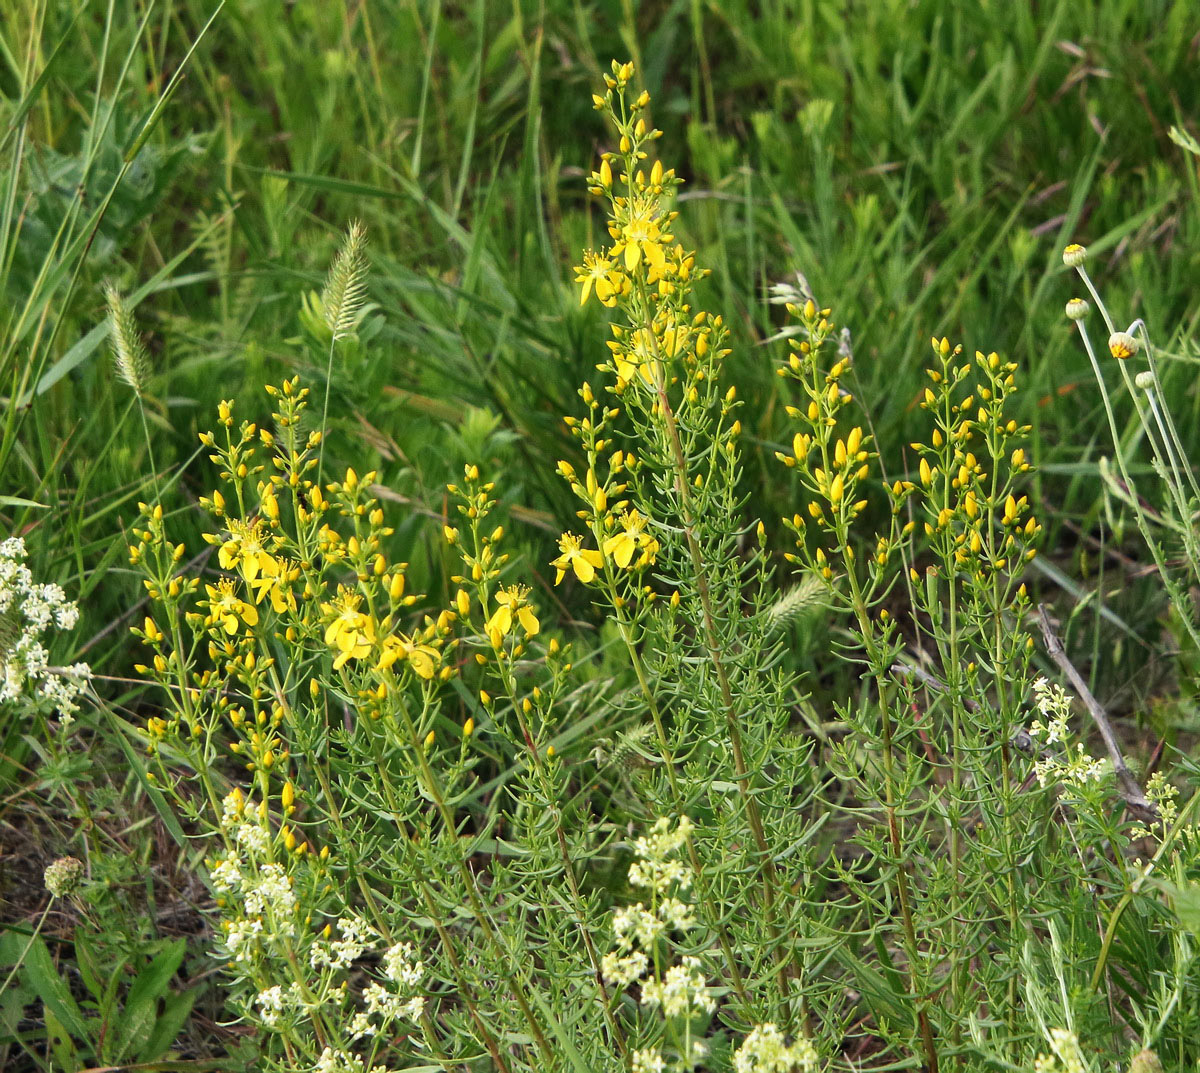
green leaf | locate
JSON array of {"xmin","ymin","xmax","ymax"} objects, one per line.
[
  {"xmin": 0, "ymin": 494, "xmax": 46, "ymax": 509},
  {"xmin": 0, "ymin": 8, "xmax": 81, "ymax": 154},
  {"xmin": 115, "ymin": 940, "xmax": 186, "ymax": 1060},
  {"xmin": 137, "ymin": 978, "xmax": 196, "ymax": 1062},
  {"xmin": 21, "ymin": 935, "xmax": 89, "ymax": 1041},
  {"xmin": 1152, "ymin": 879, "xmax": 1200, "ymax": 937}
]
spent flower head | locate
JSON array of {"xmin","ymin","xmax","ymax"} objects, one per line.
[{"xmin": 44, "ymin": 856, "xmax": 85, "ymax": 898}]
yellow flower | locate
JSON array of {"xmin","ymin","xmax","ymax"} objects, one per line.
[
  {"xmin": 636, "ymin": 535, "xmax": 660, "ymax": 568},
  {"xmin": 378, "ymin": 633, "xmax": 440, "ymax": 680},
  {"xmin": 486, "ymin": 586, "xmax": 540, "ymax": 647},
  {"xmin": 219, "ymin": 521, "xmax": 279, "ymax": 584},
  {"xmin": 322, "ymin": 589, "xmax": 376, "ymax": 669},
  {"xmin": 551, "ymin": 533, "xmax": 604, "ymax": 584},
  {"xmin": 603, "ymin": 509, "xmax": 652, "ymax": 569},
  {"xmin": 575, "ymin": 250, "xmax": 620, "ymax": 307},
  {"xmin": 611, "ymin": 327, "xmax": 658, "ymax": 384},
  {"xmin": 204, "ymin": 580, "xmax": 259, "ymax": 635},
  {"xmin": 247, "ymin": 558, "xmax": 297, "ymax": 613},
  {"xmin": 609, "ymin": 199, "xmax": 668, "ymax": 277}
]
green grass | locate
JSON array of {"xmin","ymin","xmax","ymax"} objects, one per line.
[{"xmin": 1, "ymin": 0, "xmax": 1198, "ymax": 1068}]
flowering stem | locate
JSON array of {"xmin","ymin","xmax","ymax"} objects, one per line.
[
  {"xmin": 1090, "ymin": 787, "xmax": 1200, "ymax": 992},
  {"xmin": 418, "ymin": 882, "xmax": 516, "ymax": 1073},
  {"xmin": 389, "ymin": 680, "xmax": 556, "ymax": 1066},
  {"xmin": 1074, "ymin": 322, "xmax": 1200, "ymax": 654},
  {"xmin": 633, "ymin": 276, "xmax": 797, "ymax": 1010},
  {"xmin": 841, "ymin": 554, "xmax": 940, "ymax": 1073},
  {"xmin": 317, "ymin": 333, "xmax": 337, "ymax": 486}
]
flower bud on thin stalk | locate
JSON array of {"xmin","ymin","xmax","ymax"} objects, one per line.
[{"xmin": 1064, "ymin": 243, "xmax": 1200, "ymax": 654}]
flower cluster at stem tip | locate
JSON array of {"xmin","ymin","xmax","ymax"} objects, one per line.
[
  {"xmin": 556, "ymin": 61, "xmax": 744, "ymax": 615},
  {"xmin": 776, "ymin": 296, "xmax": 1041, "ymax": 614},
  {"xmin": 0, "ymin": 536, "xmax": 90, "ymax": 725}
]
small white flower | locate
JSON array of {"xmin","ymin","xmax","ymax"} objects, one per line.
[
  {"xmin": 734, "ymin": 1023, "xmax": 818, "ymax": 1073},
  {"xmin": 659, "ymin": 897, "xmax": 696, "ymax": 932},
  {"xmin": 382, "ymin": 940, "xmax": 424, "ymax": 987},
  {"xmin": 314, "ymin": 1046, "xmax": 355, "ymax": 1073},
  {"xmin": 327, "ymin": 914, "xmax": 376, "ymax": 968},
  {"xmin": 601, "ymin": 949, "xmax": 648, "ymax": 987},
  {"xmin": 614, "ymin": 904, "xmax": 665, "ymax": 946},
  {"xmin": 255, "ymin": 985, "xmax": 287, "ymax": 1027},
  {"xmin": 640, "ymin": 956, "xmax": 713, "ymax": 1016},
  {"xmin": 0, "ymin": 538, "xmax": 89, "ymax": 723},
  {"xmin": 209, "ymin": 856, "xmax": 241, "ymax": 893},
  {"xmin": 234, "ymin": 822, "xmax": 269, "ymax": 854},
  {"xmin": 632, "ymin": 1047, "xmax": 665, "ymax": 1073},
  {"xmin": 403, "ymin": 995, "xmax": 425, "ymax": 1021}
]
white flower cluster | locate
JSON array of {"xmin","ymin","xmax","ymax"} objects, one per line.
[
  {"xmin": 602, "ymin": 816, "xmax": 713, "ymax": 1022},
  {"xmin": 631, "ymin": 1040, "xmax": 707, "ymax": 1071},
  {"xmin": 1131, "ymin": 770, "xmax": 1181, "ymax": 842},
  {"xmin": 314, "ymin": 1047, "xmax": 356, "ymax": 1073},
  {"xmin": 221, "ymin": 787, "xmax": 247, "ymax": 827},
  {"xmin": 0, "ymin": 537, "xmax": 90, "ymax": 725},
  {"xmin": 733, "ymin": 1023, "xmax": 818, "ymax": 1073},
  {"xmin": 1033, "ymin": 1028, "xmax": 1088, "ymax": 1073},
  {"xmin": 1027, "ymin": 679, "xmax": 1107, "ymax": 792},
  {"xmin": 311, "ymin": 1049, "xmax": 392, "ymax": 1073},
  {"xmin": 210, "ymin": 823, "xmax": 298, "ymax": 964},
  {"xmin": 1029, "ymin": 678, "xmax": 1070, "ymax": 744},
  {"xmin": 641, "ymin": 956, "xmax": 714, "ymax": 1017},
  {"xmin": 632, "ymin": 1047, "xmax": 667, "ymax": 1073},
  {"xmin": 1033, "ymin": 748, "xmax": 1107, "ymax": 791},
  {"xmin": 235, "ymin": 820, "xmax": 270, "ymax": 854},
  {"xmin": 311, "ymin": 914, "xmax": 376, "ymax": 971},
  {"xmin": 629, "ymin": 815, "xmax": 694, "ymax": 893},
  {"xmin": 349, "ymin": 941, "xmax": 426, "ymax": 1039},
  {"xmin": 255, "ymin": 983, "xmax": 305, "ymax": 1028}
]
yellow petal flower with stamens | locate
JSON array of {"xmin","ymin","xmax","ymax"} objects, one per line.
[
  {"xmin": 551, "ymin": 533, "xmax": 604, "ymax": 585},
  {"xmin": 378, "ymin": 633, "xmax": 440, "ymax": 680},
  {"xmin": 321, "ymin": 589, "xmax": 376, "ymax": 669},
  {"xmin": 575, "ymin": 250, "xmax": 618, "ymax": 307},
  {"xmin": 204, "ymin": 580, "xmax": 259, "ymax": 636},
  {"xmin": 609, "ymin": 199, "xmax": 669, "ymax": 277},
  {"xmin": 486, "ymin": 586, "xmax": 540, "ymax": 647},
  {"xmin": 603, "ymin": 509, "xmax": 651, "ymax": 569},
  {"xmin": 219, "ymin": 520, "xmax": 279, "ymax": 584}
]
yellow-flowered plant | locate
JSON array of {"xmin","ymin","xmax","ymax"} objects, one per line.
[{"xmin": 123, "ymin": 66, "xmax": 1200, "ymax": 1073}]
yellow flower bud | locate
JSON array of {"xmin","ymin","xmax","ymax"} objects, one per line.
[
  {"xmin": 1062, "ymin": 243, "xmax": 1087, "ymax": 268},
  {"xmin": 1108, "ymin": 331, "xmax": 1138, "ymax": 360}
]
